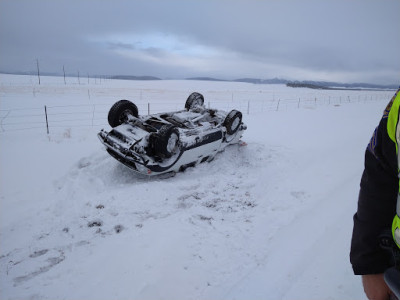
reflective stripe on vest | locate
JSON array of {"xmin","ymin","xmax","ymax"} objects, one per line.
[
  {"xmin": 393, "ymin": 216, "xmax": 400, "ymax": 248},
  {"xmin": 387, "ymin": 89, "xmax": 400, "ymax": 248}
]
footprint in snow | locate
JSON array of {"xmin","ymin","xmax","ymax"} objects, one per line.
[
  {"xmin": 87, "ymin": 219, "xmax": 103, "ymax": 228},
  {"xmin": 10, "ymin": 249, "xmax": 65, "ymax": 285},
  {"xmin": 77, "ymin": 157, "xmax": 91, "ymax": 169}
]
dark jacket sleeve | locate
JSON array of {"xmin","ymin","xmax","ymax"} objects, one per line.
[{"xmin": 350, "ymin": 114, "xmax": 398, "ymax": 275}]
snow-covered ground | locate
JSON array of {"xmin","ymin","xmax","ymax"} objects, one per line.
[{"xmin": 0, "ymin": 74, "xmax": 395, "ymax": 300}]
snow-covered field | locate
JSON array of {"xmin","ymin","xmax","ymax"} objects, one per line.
[{"xmin": 0, "ymin": 74, "xmax": 395, "ymax": 300}]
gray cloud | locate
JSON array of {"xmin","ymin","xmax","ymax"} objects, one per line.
[{"xmin": 0, "ymin": 0, "xmax": 399, "ymax": 84}]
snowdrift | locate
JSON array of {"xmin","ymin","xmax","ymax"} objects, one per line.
[{"xmin": 0, "ymin": 74, "xmax": 393, "ymax": 299}]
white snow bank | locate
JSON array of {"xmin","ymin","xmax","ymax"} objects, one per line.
[{"xmin": 0, "ymin": 74, "xmax": 391, "ymax": 299}]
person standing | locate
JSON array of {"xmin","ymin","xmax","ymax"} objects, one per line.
[{"xmin": 351, "ymin": 88, "xmax": 400, "ymax": 300}]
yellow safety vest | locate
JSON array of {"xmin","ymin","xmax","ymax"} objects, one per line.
[{"xmin": 387, "ymin": 89, "xmax": 400, "ymax": 248}]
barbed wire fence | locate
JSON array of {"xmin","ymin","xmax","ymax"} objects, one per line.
[{"xmin": 0, "ymin": 89, "xmax": 393, "ymax": 134}]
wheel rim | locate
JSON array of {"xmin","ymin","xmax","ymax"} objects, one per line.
[
  {"xmin": 231, "ymin": 117, "xmax": 240, "ymax": 132},
  {"xmin": 166, "ymin": 133, "xmax": 179, "ymax": 153},
  {"xmin": 192, "ymin": 99, "xmax": 202, "ymax": 108},
  {"xmin": 119, "ymin": 109, "xmax": 133, "ymax": 123}
]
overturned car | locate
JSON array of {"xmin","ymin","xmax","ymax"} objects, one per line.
[{"xmin": 98, "ymin": 92, "xmax": 247, "ymax": 176}]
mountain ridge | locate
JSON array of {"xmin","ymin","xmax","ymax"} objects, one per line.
[{"xmin": 1, "ymin": 71, "xmax": 397, "ymax": 90}]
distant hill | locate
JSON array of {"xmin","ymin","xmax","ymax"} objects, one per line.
[
  {"xmin": 234, "ymin": 78, "xmax": 289, "ymax": 84},
  {"xmin": 287, "ymin": 81, "xmax": 398, "ymax": 90},
  {"xmin": 186, "ymin": 76, "xmax": 397, "ymax": 90},
  {"xmin": 1, "ymin": 71, "xmax": 397, "ymax": 89},
  {"xmin": 186, "ymin": 77, "xmax": 227, "ymax": 82},
  {"xmin": 235, "ymin": 78, "xmax": 397, "ymax": 90},
  {"xmin": 111, "ymin": 75, "xmax": 161, "ymax": 81},
  {"xmin": 286, "ymin": 82, "xmax": 330, "ymax": 90},
  {"xmin": 0, "ymin": 70, "xmax": 61, "ymax": 77}
]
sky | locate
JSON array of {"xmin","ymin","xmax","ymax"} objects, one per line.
[{"xmin": 0, "ymin": 0, "xmax": 399, "ymax": 85}]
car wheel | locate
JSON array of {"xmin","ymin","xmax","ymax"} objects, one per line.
[
  {"xmin": 108, "ymin": 100, "xmax": 139, "ymax": 128},
  {"xmin": 223, "ymin": 110, "xmax": 242, "ymax": 135},
  {"xmin": 185, "ymin": 92, "xmax": 204, "ymax": 110},
  {"xmin": 149, "ymin": 125, "xmax": 180, "ymax": 158}
]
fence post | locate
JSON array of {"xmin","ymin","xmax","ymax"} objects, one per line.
[
  {"xmin": 1, "ymin": 110, "xmax": 11, "ymax": 132},
  {"xmin": 247, "ymin": 100, "xmax": 250, "ymax": 115},
  {"xmin": 36, "ymin": 59, "xmax": 41, "ymax": 85},
  {"xmin": 91, "ymin": 104, "xmax": 95, "ymax": 126},
  {"xmin": 148, "ymin": 103, "xmax": 150, "ymax": 115},
  {"xmin": 276, "ymin": 99, "xmax": 280, "ymax": 111},
  {"xmin": 44, "ymin": 105, "xmax": 49, "ymax": 134}
]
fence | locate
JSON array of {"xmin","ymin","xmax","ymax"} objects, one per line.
[{"xmin": 0, "ymin": 92, "xmax": 392, "ymax": 134}]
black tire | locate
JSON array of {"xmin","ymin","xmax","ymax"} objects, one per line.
[
  {"xmin": 185, "ymin": 92, "xmax": 204, "ymax": 110},
  {"xmin": 223, "ymin": 110, "xmax": 242, "ymax": 135},
  {"xmin": 108, "ymin": 100, "xmax": 139, "ymax": 128},
  {"xmin": 148, "ymin": 125, "xmax": 180, "ymax": 158}
]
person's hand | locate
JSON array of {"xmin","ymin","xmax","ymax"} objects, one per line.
[{"xmin": 362, "ymin": 274, "xmax": 392, "ymax": 300}]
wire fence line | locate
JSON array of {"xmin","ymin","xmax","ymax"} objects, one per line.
[{"xmin": 0, "ymin": 92, "xmax": 392, "ymax": 134}]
